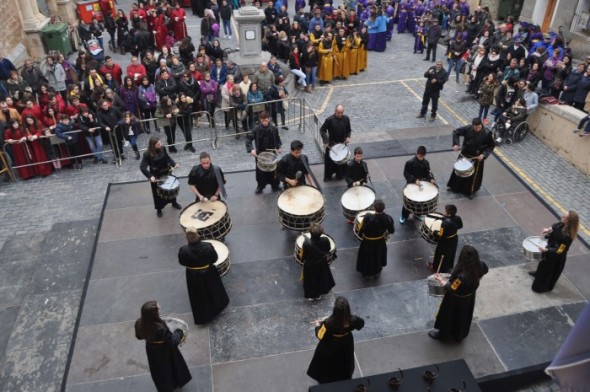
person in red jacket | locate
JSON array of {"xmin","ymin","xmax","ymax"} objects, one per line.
[
  {"xmin": 100, "ymin": 56, "xmax": 123, "ymax": 85},
  {"xmin": 23, "ymin": 115, "xmax": 53, "ymax": 176},
  {"xmin": 153, "ymin": 9, "xmax": 169, "ymax": 49},
  {"xmin": 126, "ymin": 56, "xmax": 148, "ymax": 85},
  {"xmin": 20, "ymin": 98, "xmax": 43, "ymax": 121},
  {"xmin": 64, "ymin": 96, "xmax": 89, "ymax": 118},
  {"xmin": 170, "ymin": 3, "xmax": 188, "ymax": 41}
]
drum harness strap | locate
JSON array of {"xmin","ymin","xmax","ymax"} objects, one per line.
[
  {"xmin": 213, "ymin": 165, "xmax": 227, "ymax": 198},
  {"xmin": 150, "ymin": 340, "xmax": 165, "ymax": 344},
  {"xmin": 332, "ymin": 332, "xmax": 350, "ymax": 338},
  {"xmin": 443, "ymin": 233, "xmax": 458, "ymax": 239},
  {"xmin": 363, "ymin": 235, "xmax": 385, "ymax": 241},
  {"xmin": 186, "ymin": 265, "xmax": 209, "ymax": 270}
]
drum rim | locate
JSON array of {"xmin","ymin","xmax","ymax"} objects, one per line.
[
  {"xmin": 341, "ymin": 186, "xmax": 376, "ymax": 210},
  {"xmin": 403, "ymin": 182, "xmax": 439, "ymax": 200},
  {"xmin": 522, "ymin": 236, "xmax": 547, "ymax": 252}
]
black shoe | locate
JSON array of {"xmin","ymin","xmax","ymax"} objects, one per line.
[
  {"xmin": 157, "ymin": 209, "xmax": 163, "ymax": 217},
  {"xmin": 93, "ymin": 158, "xmax": 99, "ymax": 164},
  {"xmin": 429, "ymin": 116, "xmax": 436, "ymax": 122},
  {"xmin": 529, "ymin": 271, "xmax": 536, "ymax": 277},
  {"xmin": 101, "ymin": 159, "xmax": 108, "ymax": 164},
  {"xmin": 423, "ymin": 58, "xmax": 430, "ymax": 61},
  {"xmin": 169, "ymin": 146, "xmax": 178, "ymax": 153},
  {"xmin": 255, "ymin": 188, "xmax": 263, "ymax": 195},
  {"xmin": 188, "ymin": 146, "xmax": 196, "ymax": 153},
  {"xmin": 468, "ymin": 194, "xmax": 475, "ymax": 200},
  {"xmin": 135, "ymin": 151, "xmax": 140, "ymax": 160},
  {"xmin": 281, "ymin": 126, "xmax": 288, "ymax": 130},
  {"xmin": 172, "ymin": 202, "xmax": 182, "ymax": 210},
  {"xmin": 121, "ymin": 155, "xmax": 127, "ymax": 160},
  {"xmin": 272, "ymin": 186, "xmax": 282, "ymax": 192},
  {"xmin": 416, "ymin": 114, "xmax": 426, "ymax": 118}
]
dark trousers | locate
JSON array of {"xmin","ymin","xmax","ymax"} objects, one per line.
[
  {"xmin": 420, "ymin": 89, "xmax": 440, "ymax": 117},
  {"xmin": 164, "ymin": 124, "xmax": 177, "ymax": 147},
  {"xmin": 425, "ymin": 43, "xmax": 437, "ymax": 61},
  {"xmin": 324, "ymin": 148, "xmax": 345, "ymax": 180},
  {"xmin": 401, "ymin": 205, "xmax": 412, "ymax": 220},
  {"xmin": 177, "ymin": 116, "xmax": 193, "ymax": 147}
]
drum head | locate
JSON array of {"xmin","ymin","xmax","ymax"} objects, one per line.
[
  {"xmin": 341, "ymin": 186, "xmax": 376, "ymax": 211},
  {"xmin": 523, "ymin": 236, "xmax": 547, "ymax": 252},
  {"xmin": 355, "ymin": 210, "xmax": 374, "ymax": 224},
  {"xmin": 329, "ymin": 144, "xmax": 349, "ymax": 161},
  {"xmin": 258, "ymin": 151, "xmax": 277, "ymax": 164},
  {"xmin": 454, "ymin": 158, "xmax": 473, "ymax": 171},
  {"xmin": 160, "ymin": 175, "xmax": 180, "ymax": 190},
  {"xmin": 403, "ymin": 181, "xmax": 439, "ymax": 202},
  {"xmin": 162, "ymin": 316, "xmax": 188, "ymax": 332},
  {"xmin": 277, "ymin": 185, "xmax": 325, "ymax": 215},
  {"xmin": 424, "ymin": 212, "xmax": 444, "ymax": 231},
  {"xmin": 204, "ymin": 239, "xmax": 230, "ymax": 264},
  {"xmin": 180, "ymin": 201, "xmax": 228, "ymax": 229}
]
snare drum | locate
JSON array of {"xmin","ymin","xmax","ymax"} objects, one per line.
[
  {"xmin": 293, "ymin": 233, "xmax": 337, "ymax": 266},
  {"xmin": 419, "ymin": 212, "xmax": 444, "ymax": 244},
  {"xmin": 341, "ymin": 186, "xmax": 375, "ymax": 222},
  {"xmin": 453, "ymin": 158, "xmax": 474, "ymax": 178},
  {"xmin": 162, "ymin": 316, "xmax": 189, "ymax": 346},
  {"xmin": 256, "ymin": 151, "xmax": 278, "ymax": 172},
  {"xmin": 179, "ymin": 200, "xmax": 232, "ymax": 240},
  {"xmin": 277, "ymin": 185, "xmax": 326, "ymax": 231},
  {"xmin": 402, "ymin": 181, "xmax": 439, "ymax": 216},
  {"xmin": 353, "ymin": 210, "xmax": 391, "ymax": 242},
  {"xmin": 427, "ymin": 273, "xmax": 451, "ymax": 296},
  {"xmin": 522, "ymin": 236, "xmax": 547, "ymax": 262},
  {"xmin": 157, "ymin": 175, "xmax": 180, "ymax": 200},
  {"xmin": 203, "ymin": 239, "xmax": 231, "ymax": 277},
  {"xmin": 329, "ymin": 143, "xmax": 351, "ymax": 165}
]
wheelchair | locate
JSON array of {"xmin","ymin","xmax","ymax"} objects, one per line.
[{"xmin": 492, "ymin": 119, "xmax": 530, "ymax": 145}]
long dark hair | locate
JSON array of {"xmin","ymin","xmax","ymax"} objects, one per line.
[
  {"xmin": 451, "ymin": 245, "xmax": 485, "ymax": 284},
  {"xmin": 135, "ymin": 301, "xmax": 164, "ymax": 341},
  {"xmin": 331, "ymin": 296, "xmax": 351, "ymax": 329},
  {"xmin": 147, "ymin": 136, "xmax": 160, "ymax": 157}
]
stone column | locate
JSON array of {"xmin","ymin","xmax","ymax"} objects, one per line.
[{"xmin": 19, "ymin": 0, "xmax": 50, "ymax": 59}]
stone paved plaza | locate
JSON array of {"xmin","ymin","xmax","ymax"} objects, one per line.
[{"xmin": 0, "ymin": 2, "xmax": 589, "ymax": 391}]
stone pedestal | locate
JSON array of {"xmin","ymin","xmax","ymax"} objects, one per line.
[{"xmin": 231, "ymin": 6, "xmax": 270, "ymax": 68}]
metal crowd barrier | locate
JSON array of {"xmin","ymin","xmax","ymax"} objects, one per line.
[{"xmin": 211, "ymin": 97, "xmax": 306, "ymax": 148}]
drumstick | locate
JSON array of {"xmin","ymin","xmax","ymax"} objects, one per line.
[
  {"xmin": 435, "ymin": 256, "xmax": 444, "ymax": 275},
  {"xmin": 526, "ymin": 237, "xmax": 542, "ymax": 250}
]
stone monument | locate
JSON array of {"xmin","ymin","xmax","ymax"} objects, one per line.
[{"xmin": 230, "ymin": 6, "xmax": 271, "ymax": 71}]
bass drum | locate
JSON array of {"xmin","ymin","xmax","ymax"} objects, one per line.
[
  {"xmin": 179, "ymin": 200, "xmax": 232, "ymax": 240},
  {"xmin": 293, "ymin": 232, "xmax": 337, "ymax": 266},
  {"xmin": 340, "ymin": 185, "xmax": 375, "ymax": 222},
  {"xmin": 277, "ymin": 185, "xmax": 325, "ymax": 231}
]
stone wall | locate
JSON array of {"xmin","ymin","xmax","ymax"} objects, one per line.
[
  {"xmin": 480, "ymin": 0, "xmax": 500, "ymax": 19},
  {"xmin": 0, "ymin": 0, "xmax": 28, "ymax": 65},
  {"xmin": 527, "ymin": 104, "xmax": 590, "ymax": 175}
]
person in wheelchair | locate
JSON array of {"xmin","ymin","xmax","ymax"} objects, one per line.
[{"xmin": 495, "ymin": 98, "xmax": 527, "ymax": 144}]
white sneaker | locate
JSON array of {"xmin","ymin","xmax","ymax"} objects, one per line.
[
  {"xmin": 229, "ymin": 35, "xmax": 232, "ymax": 39},
  {"xmin": 495, "ymin": 137, "xmax": 502, "ymax": 143},
  {"xmin": 223, "ymin": 35, "xmax": 227, "ymax": 39}
]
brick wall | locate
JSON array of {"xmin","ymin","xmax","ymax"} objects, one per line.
[{"xmin": 0, "ymin": 0, "xmax": 27, "ymax": 65}]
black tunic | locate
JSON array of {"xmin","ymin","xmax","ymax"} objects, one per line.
[
  {"xmin": 307, "ymin": 315, "xmax": 365, "ymax": 384},
  {"xmin": 403, "ymin": 156, "xmax": 434, "ymax": 183},
  {"xmin": 344, "ymin": 160, "xmax": 369, "ymax": 188},
  {"xmin": 432, "ymin": 215, "xmax": 463, "ymax": 273},
  {"xmin": 320, "ymin": 114, "xmax": 352, "ymax": 179},
  {"xmin": 301, "ymin": 236, "xmax": 336, "ymax": 299},
  {"xmin": 434, "ymin": 262, "xmax": 488, "ymax": 341},
  {"xmin": 187, "ymin": 164, "xmax": 224, "ymax": 200},
  {"xmin": 245, "ymin": 123, "xmax": 282, "ymax": 188},
  {"xmin": 532, "ymin": 222, "xmax": 573, "ymax": 293},
  {"xmin": 356, "ymin": 213, "xmax": 395, "ymax": 276},
  {"xmin": 446, "ymin": 125, "xmax": 495, "ymax": 196},
  {"xmin": 276, "ymin": 152, "xmax": 310, "ymax": 188},
  {"xmin": 134, "ymin": 322, "xmax": 192, "ymax": 392},
  {"xmin": 140, "ymin": 148, "xmax": 177, "ymax": 210},
  {"xmin": 178, "ymin": 240, "xmax": 229, "ymax": 324}
]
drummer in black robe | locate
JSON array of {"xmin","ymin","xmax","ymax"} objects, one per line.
[
  {"xmin": 276, "ymin": 139, "xmax": 316, "ymax": 189},
  {"xmin": 400, "ymin": 145, "xmax": 436, "ymax": 224},
  {"xmin": 307, "ymin": 296, "xmax": 365, "ymax": 384},
  {"xmin": 188, "ymin": 151, "xmax": 226, "ymax": 202},
  {"xmin": 530, "ymin": 210, "xmax": 579, "ymax": 293},
  {"xmin": 344, "ymin": 147, "xmax": 369, "ymax": 188},
  {"xmin": 429, "ymin": 245, "xmax": 488, "ymax": 342},
  {"xmin": 140, "ymin": 136, "xmax": 182, "ymax": 217},
  {"xmin": 429, "ymin": 204, "xmax": 463, "ymax": 272},
  {"xmin": 447, "ymin": 117, "xmax": 495, "ymax": 199},
  {"xmin": 135, "ymin": 301, "xmax": 192, "ymax": 391},
  {"xmin": 301, "ymin": 223, "xmax": 336, "ymax": 300},
  {"xmin": 320, "ymin": 104, "xmax": 352, "ymax": 181},
  {"xmin": 245, "ymin": 111, "xmax": 283, "ymax": 194},
  {"xmin": 356, "ymin": 199, "xmax": 395, "ymax": 278},
  {"xmin": 178, "ymin": 228, "xmax": 230, "ymax": 324}
]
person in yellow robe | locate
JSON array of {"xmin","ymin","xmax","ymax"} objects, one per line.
[
  {"xmin": 332, "ymin": 29, "xmax": 351, "ymax": 80},
  {"xmin": 348, "ymin": 31, "xmax": 362, "ymax": 75},
  {"xmin": 318, "ymin": 33, "xmax": 334, "ymax": 84}
]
